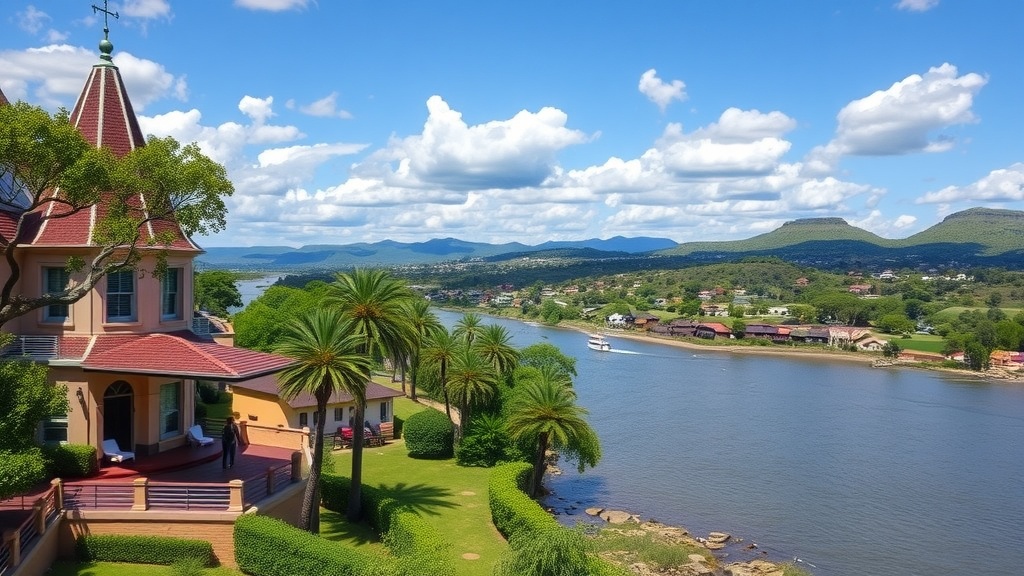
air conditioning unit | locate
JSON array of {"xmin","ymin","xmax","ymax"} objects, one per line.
[{"xmin": 0, "ymin": 335, "xmax": 59, "ymax": 359}]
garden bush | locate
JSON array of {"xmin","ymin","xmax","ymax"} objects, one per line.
[
  {"xmin": 402, "ymin": 409, "xmax": 454, "ymax": 459},
  {"xmin": 0, "ymin": 448, "xmax": 47, "ymax": 500},
  {"xmin": 234, "ymin": 513, "xmax": 395, "ymax": 576},
  {"xmin": 456, "ymin": 413, "xmax": 517, "ymax": 467},
  {"xmin": 488, "ymin": 462, "xmax": 560, "ymax": 540},
  {"xmin": 75, "ymin": 534, "xmax": 214, "ymax": 566},
  {"xmin": 44, "ymin": 443, "xmax": 98, "ymax": 478},
  {"xmin": 494, "ymin": 527, "xmax": 593, "ymax": 576},
  {"xmin": 321, "ymin": 475, "xmax": 454, "ymax": 575},
  {"xmin": 488, "ymin": 462, "xmax": 628, "ymax": 576}
]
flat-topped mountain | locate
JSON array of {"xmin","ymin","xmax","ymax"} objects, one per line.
[{"xmin": 198, "ymin": 208, "xmax": 1024, "ymax": 272}]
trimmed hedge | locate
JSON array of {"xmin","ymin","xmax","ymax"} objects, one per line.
[
  {"xmin": 234, "ymin": 514, "xmax": 395, "ymax": 576},
  {"xmin": 321, "ymin": 475, "xmax": 455, "ymax": 576},
  {"xmin": 402, "ymin": 409, "xmax": 454, "ymax": 459},
  {"xmin": 488, "ymin": 462, "xmax": 560, "ymax": 540},
  {"xmin": 489, "ymin": 463, "xmax": 630, "ymax": 576},
  {"xmin": 75, "ymin": 534, "xmax": 214, "ymax": 566},
  {"xmin": 44, "ymin": 443, "xmax": 98, "ymax": 478}
]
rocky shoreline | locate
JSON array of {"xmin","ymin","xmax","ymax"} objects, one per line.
[
  {"xmin": 574, "ymin": 504, "xmax": 797, "ymax": 576},
  {"xmin": 544, "ymin": 457, "xmax": 806, "ymax": 576}
]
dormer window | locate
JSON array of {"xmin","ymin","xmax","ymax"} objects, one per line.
[
  {"xmin": 0, "ymin": 169, "xmax": 33, "ymax": 211},
  {"xmin": 43, "ymin": 267, "xmax": 70, "ymax": 323},
  {"xmin": 106, "ymin": 270, "xmax": 136, "ymax": 322}
]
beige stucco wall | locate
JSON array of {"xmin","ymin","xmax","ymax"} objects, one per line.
[
  {"xmin": 51, "ymin": 365, "xmax": 196, "ymax": 457},
  {"xmin": 232, "ymin": 385, "xmax": 394, "ymax": 433},
  {"xmin": 12, "ymin": 252, "xmax": 195, "ymax": 336}
]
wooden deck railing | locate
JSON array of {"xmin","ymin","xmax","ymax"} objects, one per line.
[{"xmin": 0, "ymin": 483, "xmax": 59, "ymax": 576}]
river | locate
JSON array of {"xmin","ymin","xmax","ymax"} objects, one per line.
[{"xmin": 434, "ymin": 309, "xmax": 1024, "ymax": 576}]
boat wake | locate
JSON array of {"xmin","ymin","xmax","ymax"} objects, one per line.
[{"xmin": 609, "ymin": 349, "xmax": 643, "ymax": 355}]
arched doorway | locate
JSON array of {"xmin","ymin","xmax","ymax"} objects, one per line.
[{"xmin": 103, "ymin": 381, "xmax": 133, "ymax": 451}]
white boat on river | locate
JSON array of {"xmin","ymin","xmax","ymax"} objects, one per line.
[{"xmin": 587, "ymin": 334, "xmax": 612, "ymax": 352}]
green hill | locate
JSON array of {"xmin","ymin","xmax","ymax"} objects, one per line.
[
  {"xmin": 663, "ymin": 217, "xmax": 895, "ymax": 256},
  {"xmin": 900, "ymin": 208, "xmax": 1024, "ymax": 255}
]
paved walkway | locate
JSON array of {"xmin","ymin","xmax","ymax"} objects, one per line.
[{"xmin": 410, "ymin": 396, "xmax": 460, "ymax": 426}]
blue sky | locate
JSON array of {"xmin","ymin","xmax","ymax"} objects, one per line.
[{"xmin": 2, "ymin": 0, "xmax": 1022, "ymax": 248}]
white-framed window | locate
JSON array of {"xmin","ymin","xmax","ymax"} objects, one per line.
[
  {"xmin": 380, "ymin": 401, "xmax": 388, "ymax": 422},
  {"xmin": 161, "ymin": 268, "xmax": 183, "ymax": 320},
  {"xmin": 334, "ymin": 407, "xmax": 343, "ymax": 422},
  {"xmin": 106, "ymin": 270, "xmax": 136, "ymax": 322},
  {"xmin": 299, "ymin": 412, "xmax": 308, "ymax": 427},
  {"xmin": 159, "ymin": 382, "xmax": 181, "ymax": 440},
  {"xmin": 41, "ymin": 414, "xmax": 68, "ymax": 445},
  {"xmin": 43, "ymin": 267, "xmax": 70, "ymax": 322}
]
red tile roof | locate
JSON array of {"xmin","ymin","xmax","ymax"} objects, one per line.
[
  {"xmin": 24, "ymin": 56, "xmax": 200, "ymax": 252},
  {"xmin": 230, "ymin": 379, "xmax": 405, "ymax": 410},
  {"xmin": 0, "ymin": 86, "xmax": 8, "ymax": 106},
  {"xmin": 70, "ymin": 64, "xmax": 145, "ymax": 158},
  {"xmin": 82, "ymin": 332, "xmax": 294, "ymax": 380}
]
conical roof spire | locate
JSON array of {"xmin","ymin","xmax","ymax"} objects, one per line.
[
  {"xmin": 69, "ymin": 2, "xmax": 143, "ymax": 158},
  {"xmin": 26, "ymin": 2, "xmax": 199, "ymax": 252}
]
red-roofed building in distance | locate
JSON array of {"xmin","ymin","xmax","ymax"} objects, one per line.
[{"xmin": 0, "ymin": 33, "xmax": 295, "ymax": 459}]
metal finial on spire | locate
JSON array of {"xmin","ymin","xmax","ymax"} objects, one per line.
[{"xmin": 92, "ymin": 1, "xmax": 119, "ymax": 62}]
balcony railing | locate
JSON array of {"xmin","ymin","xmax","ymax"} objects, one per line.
[
  {"xmin": 61, "ymin": 453, "xmax": 300, "ymax": 512},
  {"xmin": 0, "ymin": 484, "xmax": 58, "ymax": 576}
]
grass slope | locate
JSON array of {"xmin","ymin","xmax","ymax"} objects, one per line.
[
  {"xmin": 664, "ymin": 217, "xmax": 893, "ymax": 256},
  {"xmin": 901, "ymin": 207, "xmax": 1024, "ymax": 255}
]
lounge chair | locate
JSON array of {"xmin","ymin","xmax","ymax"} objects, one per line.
[
  {"xmin": 101, "ymin": 438, "xmax": 135, "ymax": 463},
  {"xmin": 187, "ymin": 424, "xmax": 215, "ymax": 447}
]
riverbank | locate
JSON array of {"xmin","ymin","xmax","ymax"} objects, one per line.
[{"xmin": 447, "ymin": 307, "xmax": 1022, "ymax": 382}]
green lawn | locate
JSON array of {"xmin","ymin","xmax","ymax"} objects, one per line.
[
  {"xmin": 324, "ymin": 383, "xmax": 508, "ymax": 576},
  {"xmin": 930, "ymin": 306, "xmax": 1024, "ymax": 323},
  {"xmin": 886, "ymin": 333, "xmax": 946, "ymax": 353}
]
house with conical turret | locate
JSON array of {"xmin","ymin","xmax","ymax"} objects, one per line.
[{"xmin": 0, "ymin": 28, "xmax": 295, "ymax": 460}]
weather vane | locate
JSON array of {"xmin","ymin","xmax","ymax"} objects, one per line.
[{"xmin": 92, "ymin": 1, "xmax": 119, "ymax": 41}]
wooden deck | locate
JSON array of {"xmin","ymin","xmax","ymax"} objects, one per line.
[{"xmin": 89, "ymin": 443, "xmax": 297, "ymax": 483}]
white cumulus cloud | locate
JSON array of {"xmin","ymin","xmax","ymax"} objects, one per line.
[
  {"xmin": 638, "ymin": 69, "xmax": 687, "ymax": 112},
  {"xmin": 916, "ymin": 163, "xmax": 1024, "ymax": 204},
  {"xmin": 831, "ymin": 63, "xmax": 986, "ymax": 156}
]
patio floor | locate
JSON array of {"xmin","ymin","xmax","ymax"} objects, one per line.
[{"xmin": 82, "ymin": 443, "xmax": 300, "ymax": 484}]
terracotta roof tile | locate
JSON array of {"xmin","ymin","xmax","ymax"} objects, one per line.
[
  {"xmin": 83, "ymin": 332, "xmax": 294, "ymax": 380},
  {"xmin": 70, "ymin": 65, "xmax": 145, "ymax": 158},
  {"xmin": 0, "ymin": 87, "xmax": 8, "ymax": 106},
  {"xmin": 25, "ymin": 60, "xmax": 200, "ymax": 252}
]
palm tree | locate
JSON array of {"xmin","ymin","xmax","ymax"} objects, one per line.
[
  {"xmin": 446, "ymin": 346, "xmax": 498, "ymax": 435},
  {"xmin": 421, "ymin": 328, "xmax": 460, "ymax": 422},
  {"xmin": 506, "ymin": 373, "xmax": 601, "ymax": 497},
  {"xmin": 329, "ymin": 268, "xmax": 415, "ymax": 520},
  {"xmin": 404, "ymin": 298, "xmax": 442, "ymax": 401},
  {"xmin": 275, "ymin": 309, "xmax": 373, "ymax": 533},
  {"xmin": 474, "ymin": 323, "xmax": 520, "ymax": 376},
  {"xmin": 454, "ymin": 312, "xmax": 484, "ymax": 345}
]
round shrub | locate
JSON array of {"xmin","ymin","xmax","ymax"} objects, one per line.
[
  {"xmin": 403, "ymin": 409, "xmax": 454, "ymax": 459},
  {"xmin": 43, "ymin": 443, "xmax": 98, "ymax": 478}
]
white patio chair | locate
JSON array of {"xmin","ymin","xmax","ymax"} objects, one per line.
[
  {"xmin": 187, "ymin": 424, "xmax": 215, "ymax": 447},
  {"xmin": 101, "ymin": 438, "xmax": 135, "ymax": 463}
]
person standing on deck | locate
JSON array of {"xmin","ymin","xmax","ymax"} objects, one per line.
[{"xmin": 222, "ymin": 416, "xmax": 243, "ymax": 469}]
